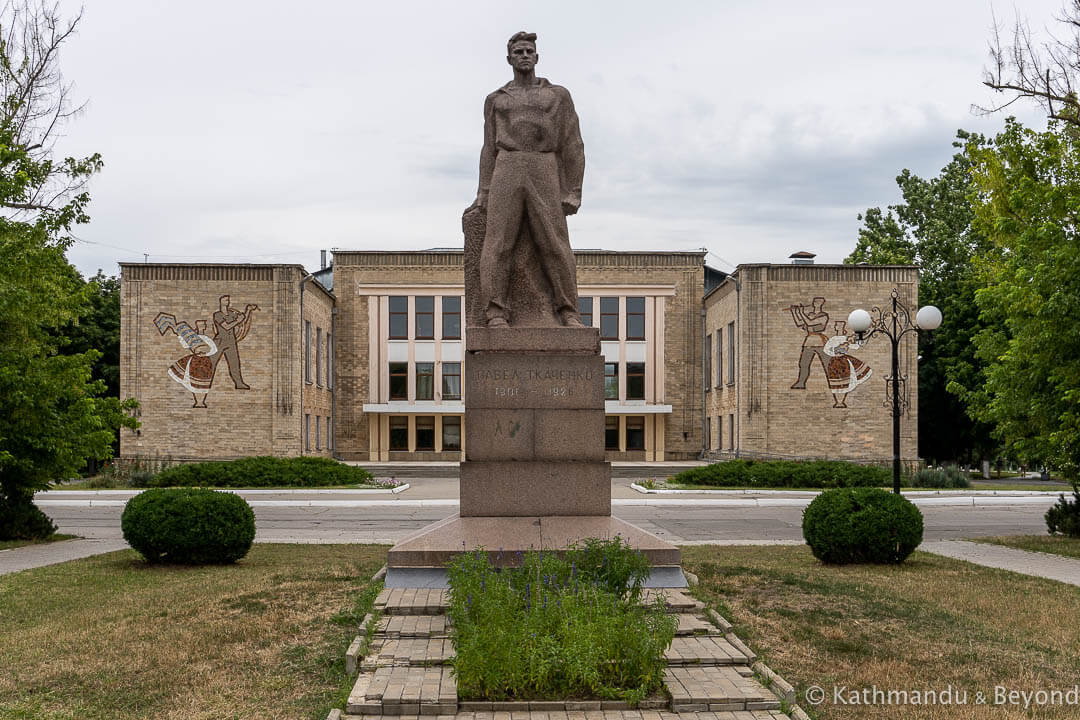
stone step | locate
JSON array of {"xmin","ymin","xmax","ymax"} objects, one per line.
[
  {"xmin": 346, "ymin": 665, "xmax": 457, "ymax": 716},
  {"xmin": 375, "ymin": 588, "xmax": 448, "ymax": 615},
  {"xmin": 642, "ymin": 588, "xmax": 704, "ymax": 612},
  {"xmin": 377, "ymin": 614, "xmax": 448, "ymax": 638},
  {"xmin": 361, "ymin": 638, "xmax": 453, "ymax": 670},
  {"xmin": 675, "ymin": 613, "xmax": 716, "ymax": 636},
  {"xmin": 664, "ymin": 635, "xmax": 752, "ymax": 665},
  {"xmin": 342, "ymin": 711, "xmax": 792, "ymax": 720},
  {"xmin": 664, "ymin": 666, "xmax": 781, "ymax": 712}
]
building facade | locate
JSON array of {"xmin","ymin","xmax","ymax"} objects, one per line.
[
  {"xmin": 118, "ymin": 252, "xmax": 919, "ymax": 465},
  {"xmin": 704, "ymin": 262, "xmax": 920, "ymax": 463}
]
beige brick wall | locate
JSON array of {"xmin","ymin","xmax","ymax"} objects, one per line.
[
  {"xmin": 705, "ymin": 264, "xmax": 919, "ymax": 463},
  {"xmin": 704, "ymin": 280, "xmax": 738, "ymax": 452},
  {"xmin": 119, "ymin": 264, "xmax": 313, "ymax": 461},
  {"xmin": 301, "ymin": 280, "xmax": 335, "ymax": 455}
]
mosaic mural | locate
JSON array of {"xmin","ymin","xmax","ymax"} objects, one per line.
[
  {"xmin": 154, "ymin": 295, "xmax": 258, "ymax": 408},
  {"xmin": 787, "ymin": 298, "xmax": 872, "ymax": 408}
]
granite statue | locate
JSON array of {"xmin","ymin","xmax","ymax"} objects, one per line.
[{"xmin": 466, "ymin": 31, "xmax": 585, "ymax": 329}]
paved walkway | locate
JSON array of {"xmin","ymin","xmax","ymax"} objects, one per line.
[
  {"xmin": 921, "ymin": 540, "xmax": 1080, "ymax": 587},
  {"xmin": 0, "ymin": 538, "xmax": 128, "ymax": 575}
]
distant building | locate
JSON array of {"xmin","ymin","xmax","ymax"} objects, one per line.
[{"xmin": 119, "ymin": 251, "xmax": 919, "ymax": 465}]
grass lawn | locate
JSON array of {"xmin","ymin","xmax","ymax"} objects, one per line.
[
  {"xmin": 972, "ymin": 535, "xmax": 1080, "ymax": 560},
  {"xmin": 682, "ymin": 545, "xmax": 1080, "ymax": 719},
  {"xmin": 0, "ymin": 544, "xmax": 386, "ymax": 720},
  {"xmin": 0, "ymin": 534, "xmax": 78, "ymax": 551}
]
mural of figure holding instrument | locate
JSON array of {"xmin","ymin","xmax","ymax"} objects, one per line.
[
  {"xmin": 153, "ymin": 295, "xmax": 258, "ymax": 408},
  {"xmin": 821, "ymin": 320, "xmax": 872, "ymax": 408}
]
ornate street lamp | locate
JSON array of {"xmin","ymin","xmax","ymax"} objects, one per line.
[{"xmin": 847, "ymin": 289, "xmax": 942, "ymax": 494}]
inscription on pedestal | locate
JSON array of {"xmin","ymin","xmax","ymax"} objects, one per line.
[{"xmin": 466, "ymin": 355, "xmax": 604, "ymax": 410}]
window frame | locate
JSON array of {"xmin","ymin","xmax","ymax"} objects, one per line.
[
  {"xmin": 727, "ymin": 321, "xmax": 736, "ymax": 385},
  {"xmin": 578, "ymin": 296, "xmax": 593, "ymax": 328},
  {"xmin": 304, "ymin": 320, "xmax": 312, "ymax": 384},
  {"xmin": 442, "ymin": 296, "xmax": 461, "ymax": 340},
  {"xmin": 599, "ymin": 297, "xmax": 619, "ymax": 340},
  {"xmin": 415, "ymin": 415, "xmax": 435, "ymax": 451},
  {"xmin": 316, "ymin": 326, "xmax": 323, "ymax": 387},
  {"xmin": 604, "ymin": 362, "xmax": 619, "ymax": 400},
  {"xmin": 442, "ymin": 415, "xmax": 461, "ymax": 451},
  {"xmin": 626, "ymin": 362, "xmax": 645, "ymax": 400},
  {"xmin": 415, "ymin": 362, "xmax": 434, "ymax": 401},
  {"xmin": 441, "ymin": 362, "xmax": 461, "ymax": 400},
  {"xmin": 389, "ymin": 362, "xmax": 408, "ymax": 400},
  {"xmin": 625, "ymin": 416, "xmax": 645, "ymax": 450},
  {"xmin": 626, "ymin": 296, "xmax": 645, "ymax": 341},
  {"xmin": 415, "ymin": 296, "xmax": 435, "ymax": 340},
  {"xmin": 604, "ymin": 417, "xmax": 620, "ymax": 450},
  {"xmin": 704, "ymin": 333, "xmax": 712, "ymax": 393},
  {"xmin": 388, "ymin": 296, "xmax": 408, "ymax": 340},
  {"xmin": 389, "ymin": 416, "xmax": 409, "ymax": 451}
]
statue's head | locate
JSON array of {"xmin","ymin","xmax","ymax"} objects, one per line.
[
  {"xmin": 220, "ymin": 294, "xmax": 231, "ymax": 310},
  {"xmin": 506, "ymin": 31, "xmax": 538, "ymax": 72}
]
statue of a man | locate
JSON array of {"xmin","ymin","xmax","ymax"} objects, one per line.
[{"xmin": 469, "ymin": 31, "xmax": 585, "ymax": 328}]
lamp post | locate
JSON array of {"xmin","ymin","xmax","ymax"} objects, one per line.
[{"xmin": 847, "ymin": 289, "xmax": 942, "ymax": 494}]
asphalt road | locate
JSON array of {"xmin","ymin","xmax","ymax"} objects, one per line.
[{"xmin": 38, "ymin": 491, "xmax": 1058, "ymax": 546}]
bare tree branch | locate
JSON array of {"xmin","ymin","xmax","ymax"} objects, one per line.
[{"xmin": 976, "ymin": 1, "xmax": 1080, "ymax": 126}]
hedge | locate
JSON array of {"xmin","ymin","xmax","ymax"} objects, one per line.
[
  {"xmin": 670, "ymin": 459, "xmax": 890, "ymax": 488},
  {"xmin": 143, "ymin": 456, "xmax": 375, "ymax": 488}
]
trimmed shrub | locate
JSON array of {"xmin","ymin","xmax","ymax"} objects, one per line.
[
  {"xmin": 1046, "ymin": 483, "xmax": 1080, "ymax": 537},
  {"xmin": 146, "ymin": 456, "xmax": 375, "ymax": 488},
  {"xmin": 911, "ymin": 465, "xmax": 971, "ymax": 489},
  {"xmin": 802, "ymin": 487, "xmax": 923, "ymax": 564},
  {"xmin": 121, "ymin": 488, "xmax": 255, "ymax": 564},
  {"xmin": 0, "ymin": 496, "xmax": 57, "ymax": 540},
  {"xmin": 672, "ymin": 459, "xmax": 889, "ymax": 489}
]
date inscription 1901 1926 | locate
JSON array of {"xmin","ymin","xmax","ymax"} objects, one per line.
[{"xmin": 467, "ymin": 357, "xmax": 604, "ymax": 410}]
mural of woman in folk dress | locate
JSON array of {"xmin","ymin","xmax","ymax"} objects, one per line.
[{"xmin": 822, "ymin": 321, "xmax": 872, "ymax": 408}]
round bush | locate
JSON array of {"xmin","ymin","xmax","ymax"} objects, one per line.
[
  {"xmin": 121, "ymin": 488, "xmax": 255, "ymax": 564},
  {"xmin": 802, "ymin": 487, "xmax": 923, "ymax": 564}
]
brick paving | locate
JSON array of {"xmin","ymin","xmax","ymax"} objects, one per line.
[{"xmin": 343, "ymin": 581, "xmax": 794, "ymax": 719}]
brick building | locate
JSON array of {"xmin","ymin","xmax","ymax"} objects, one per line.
[{"xmin": 119, "ymin": 251, "xmax": 919, "ymax": 465}]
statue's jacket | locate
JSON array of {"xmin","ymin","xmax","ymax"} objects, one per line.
[{"xmin": 477, "ymin": 77, "xmax": 585, "ymax": 205}]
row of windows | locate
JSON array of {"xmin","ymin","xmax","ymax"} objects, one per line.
[
  {"xmin": 604, "ymin": 416, "xmax": 646, "ymax": 450},
  {"xmin": 704, "ymin": 414, "xmax": 736, "ymax": 451},
  {"xmin": 389, "ymin": 416, "xmax": 461, "ymax": 451},
  {"xmin": 578, "ymin": 296, "xmax": 646, "ymax": 340},
  {"xmin": 389, "ymin": 362, "xmax": 461, "ymax": 401},
  {"xmin": 705, "ymin": 322, "xmax": 736, "ymax": 390},
  {"xmin": 604, "ymin": 362, "xmax": 645, "ymax": 400},
  {"xmin": 304, "ymin": 321, "xmax": 333, "ymax": 388},
  {"xmin": 304, "ymin": 413, "xmax": 332, "ymax": 452},
  {"xmin": 385, "ymin": 415, "xmax": 648, "ymax": 453},
  {"xmin": 389, "ymin": 296, "xmax": 461, "ymax": 340}
]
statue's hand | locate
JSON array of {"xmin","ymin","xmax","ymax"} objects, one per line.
[{"xmin": 561, "ymin": 196, "xmax": 580, "ymax": 216}]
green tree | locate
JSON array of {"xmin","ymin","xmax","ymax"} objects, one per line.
[
  {"xmin": 0, "ymin": 2, "xmax": 136, "ymax": 539},
  {"xmin": 846, "ymin": 132, "xmax": 996, "ymax": 464},
  {"xmin": 961, "ymin": 118, "xmax": 1080, "ymax": 481}
]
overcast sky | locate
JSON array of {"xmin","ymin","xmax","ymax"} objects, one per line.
[{"xmin": 52, "ymin": 0, "xmax": 1060, "ymax": 277}]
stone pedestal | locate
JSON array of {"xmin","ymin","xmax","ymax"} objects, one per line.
[{"xmin": 385, "ymin": 324, "xmax": 682, "ymax": 582}]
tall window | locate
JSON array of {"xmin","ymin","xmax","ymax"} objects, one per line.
[
  {"xmin": 705, "ymin": 416, "xmax": 711, "ymax": 450},
  {"xmin": 442, "ymin": 416, "xmax": 461, "ymax": 451},
  {"xmin": 442, "ymin": 362, "xmax": 461, "ymax": 400},
  {"xmin": 605, "ymin": 417, "xmax": 619, "ymax": 450},
  {"xmin": 442, "ymin": 296, "xmax": 461, "ymax": 339},
  {"xmin": 415, "ymin": 296, "xmax": 434, "ymax": 339},
  {"xmin": 626, "ymin": 362, "xmax": 645, "ymax": 400},
  {"xmin": 716, "ymin": 328, "xmax": 723, "ymax": 388},
  {"xmin": 727, "ymin": 321, "xmax": 735, "ymax": 384},
  {"xmin": 304, "ymin": 413, "xmax": 310, "ymax": 451},
  {"xmin": 315, "ymin": 415, "xmax": 322, "ymax": 450},
  {"xmin": 327, "ymin": 416, "xmax": 332, "ymax": 451},
  {"xmin": 416, "ymin": 362, "xmax": 434, "ymax": 400},
  {"xmin": 304, "ymin": 320, "xmax": 312, "ymax": 383},
  {"xmin": 327, "ymin": 332, "xmax": 333, "ymax": 389},
  {"xmin": 389, "ymin": 296, "xmax": 408, "ymax": 339},
  {"xmin": 316, "ymin": 327, "xmax": 323, "ymax": 386},
  {"xmin": 389, "ymin": 416, "xmax": 408, "ymax": 450},
  {"xmin": 626, "ymin": 296, "xmax": 645, "ymax": 340},
  {"xmin": 600, "ymin": 297, "xmax": 619, "ymax": 340},
  {"xmin": 389, "ymin": 362, "xmax": 408, "ymax": 400},
  {"xmin": 579, "ymin": 297, "xmax": 593, "ymax": 327},
  {"xmin": 626, "ymin": 416, "xmax": 645, "ymax": 450},
  {"xmin": 728, "ymin": 414, "xmax": 735, "ymax": 450},
  {"xmin": 415, "ymin": 416, "xmax": 435, "ymax": 451},
  {"xmin": 704, "ymin": 334, "xmax": 712, "ymax": 392},
  {"xmin": 604, "ymin": 362, "xmax": 618, "ymax": 400}
]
